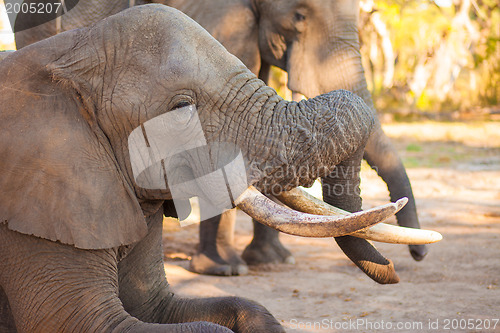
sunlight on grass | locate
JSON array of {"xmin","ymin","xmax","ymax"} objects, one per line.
[
  {"xmin": 406, "ymin": 143, "xmax": 423, "ymax": 152},
  {"xmin": 382, "ymin": 121, "xmax": 500, "ymax": 168},
  {"xmin": 382, "ymin": 121, "xmax": 500, "ymax": 148}
]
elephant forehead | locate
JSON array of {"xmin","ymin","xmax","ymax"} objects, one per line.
[
  {"xmin": 93, "ymin": 6, "xmax": 248, "ymax": 91},
  {"xmin": 164, "ymin": 33, "xmax": 239, "ymax": 67},
  {"xmin": 113, "ymin": 5, "xmax": 222, "ymax": 50}
]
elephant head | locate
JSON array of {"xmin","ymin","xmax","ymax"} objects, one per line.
[{"xmin": 254, "ymin": 0, "xmax": 364, "ymax": 98}]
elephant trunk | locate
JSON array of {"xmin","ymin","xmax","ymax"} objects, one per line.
[
  {"xmin": 238, "ymin": 89, "xmax": 401, "ymax": 282},
  {"xmin": 241, "ymin": 89, "xmax": 375, "ymax": 194},
  {"xmin": 325, "ymin": 25, "xmax": 421, "ymax": 235}
]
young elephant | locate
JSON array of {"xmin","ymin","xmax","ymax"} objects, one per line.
[{"xmin": 0, "ymin": 5, "xmax": 422, "ymax": 332}]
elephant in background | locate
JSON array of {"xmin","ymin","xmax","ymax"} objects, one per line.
[
  {"xmin": 0, "ymin": 5, "xmax": 420, "ymax": 331},
  {"xmin": 14, "ymin": 0, "xmax": 427, "ymax": 281}
]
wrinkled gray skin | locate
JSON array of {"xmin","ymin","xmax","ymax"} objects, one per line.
[
  {"xmin": 0, "ymin": 6, "xmax": 376, "ymax": 331},
  {"xmin": 14, "ymin": 0, "xmax": 426, "ymax": 280}
]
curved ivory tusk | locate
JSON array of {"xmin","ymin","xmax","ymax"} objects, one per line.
[
  {"xmin": 346, "ymin": 223, "xmax": 442, "ymax": 244},
  {"xmin": 235, "ymin": 186, "xmax": 405, "ymax": 238},
  {"xmin": 276, "ymin": 187, "xmax": 442, "ymax": 244}
]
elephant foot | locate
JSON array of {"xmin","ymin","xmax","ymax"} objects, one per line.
[
  {"xmin": 409, "ymin": 244, "xmax": 428, "ymax": 261},
  {"xmin": 189, "ymin": 252, "xmax": 233, "ymax": 276},
  {"xmin": 242, "ymin": 239, "xmax": 295, "ymax": 265},
  {"xmin": 217, "ymin": 242, "xmax": 249, "ymax": 275},
  {"xmin": 189, "ymin": 246, "xmax": 248, "ymax": 276}
]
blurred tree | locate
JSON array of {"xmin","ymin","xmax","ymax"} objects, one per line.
[
  {"xmin": 360, "ymin": 0, "xmax": 395, "ymax": 91},
  {"xmin": 359, "ymin": 0, "xmax": 499, "ymax": 113}
]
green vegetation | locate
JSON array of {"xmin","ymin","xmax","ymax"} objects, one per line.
[
  {"xmin": 406, "ymin": 143, "xmax": 423, "ymax": 152},
  {"xmin": 383, "ymin": 121, "xmax": 500, "ymax": 168}
]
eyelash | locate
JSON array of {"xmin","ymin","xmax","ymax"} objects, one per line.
[{"xmin": 172, "ymin": 101, "xmax": 191, "ymax": 110}]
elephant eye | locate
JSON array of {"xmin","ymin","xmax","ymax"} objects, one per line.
[
  {"xmin": 294, "ymin": 12, "xmax": 306, "ymax": 22},
  {"xmin": 172, "ymin": 101, "xmax": 192, "ymax": 110}
]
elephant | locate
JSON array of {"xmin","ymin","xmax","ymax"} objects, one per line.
[
  {"xmin": 0, "ymin": 4, "xmax": 443, "ymax": 331},
  {"xmin": 13, "ymin": 0, "xmax": 427, "ymax": 280}
]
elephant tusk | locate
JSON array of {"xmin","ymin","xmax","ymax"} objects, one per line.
[
  {"xmin": 276, "ymin": 187, "xmax": 442, "ymax": 244},
  {"xmin": 346, "ymin": 223, "xmax": 442, "ymax": 244},
  {"xmin": 234, "ymin": 186, "xmax": 405, "ymax": 238}
]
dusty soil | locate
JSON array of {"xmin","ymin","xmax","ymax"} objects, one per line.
[{"xmin": 162, "ymin": 122, "xmax": 500, "ymax": 332}]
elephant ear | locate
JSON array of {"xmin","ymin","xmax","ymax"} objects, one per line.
[{"xmin": 0, "ymin": 36, "xmax": 147, "ymax": 250}]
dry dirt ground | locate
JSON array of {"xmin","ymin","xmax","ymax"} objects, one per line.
[{"xmin": 161, "ymin": 121, "xmax": 500, "ymax": 333}]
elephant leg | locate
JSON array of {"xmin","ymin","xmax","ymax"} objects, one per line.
[
  {"xmin": 0, "ymin": 285, "xmax": 16, "ymax": 333},
  {"xmin": 191, "ymin": 208, "xmax": 248, "ymax": 276},
  {"xmin": 242, "ymin": 220, "xmax": 294, "ymax": 265},
  {"xmin": 0, "ymin": 224, "xmax": 228, "ymax": 333},
  {"xmin": 364, "ymin": 121, "xmax": 428, "ymax": 261},
  {"xmin": 191, "ymin": 214, "xmax": 233, "ymax": 276},
  {"xmin": 118, "ymin": 209, "xmax": 284, "ymax": 332},
  {"xmin": 322, "ymin": 148, "xmax": 400, "ymax": 284},
  {"xmin": 215, "ymin": 209, "xmax": 248, "ymax": 274}
]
